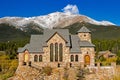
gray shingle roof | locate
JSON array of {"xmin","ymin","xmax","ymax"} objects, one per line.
[
  {"xmin": 18, "ymin": 44, "xmax": 29, "ymax": 53},
  {"xmin": 43, "ymin": 29, "xmax": 70, "ymax": 46},
  {"xmin": 18, "ymin": 35, "xmax": 44, "ymax": 53},
  {"xmin": 70, "ymin": 35, "xmax": 81, "ymax": 53},
  {"xmin": 77, "ymin": 26, "xmax": 91, "ymax": 33},
  {"xmin": 18, "ymin": 29, "xmax": 71, "ymax": 53},
  {"xmin": 79, "ymin": 41, "xmax": 95, "ymax": 47},
  {"xmin": 18, "ymin": 29, "xmax": 94, "ymax": 53},
  {"xmin": 18, "ymin": 48, "xmax": 23, "ymax": 53}
]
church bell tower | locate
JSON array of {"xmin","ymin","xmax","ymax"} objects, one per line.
[{"xmin": 77, "ymin": 26, "xmax": 91, "ymax": 42}]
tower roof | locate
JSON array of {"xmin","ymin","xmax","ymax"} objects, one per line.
[{"xmin": 77, "ymin": 26, "xmax": 91, "ymax": 33}]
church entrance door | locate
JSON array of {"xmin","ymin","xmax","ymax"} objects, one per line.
[{"xmin": 84, "ymin": 55, "xmax": 90, "ymax": 65}]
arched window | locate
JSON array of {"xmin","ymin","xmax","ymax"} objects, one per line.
[
  {"xmin": 59, "ymin": 43, "xmax": 63, "ymax": 62},
  {"xmin": 55, "ymin": 43, "xmax": 58, "ymax": 62},
  {"xmin": 23, "ymin": 50, "xmax": 29, "ymax": 63},
  {"xmin": 50, "ymin": 43, "xmax": 54, "ymax": 62},
  {"xmin": 24, "ymin": 53, "xmax": 29, "ymax": 62},
  {"xmin": 75, "ymin": 55, "xmax": 78, "ymax": 62},
  {"xmin": 39, "ymin": 55, "xmax": 42, "ymax": 62},
  {"xmin": 34, "ymin": 55, "xmax": 38, "ymax": 62},
  {"xmin": 71, "ymin": 55, "xmax": 74, "ymax": 62}
]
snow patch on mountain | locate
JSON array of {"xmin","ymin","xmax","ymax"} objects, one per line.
[
  {"xmin": 0, "ymin": 12, "xmax": 116, "ymax": 30},
  {"xmin": 0, "ymin": 4, "xmax": 116, "ymax": 29},
  {"xmin": 0, "ymin": 12, "xmax": 78, "ymax": 28},
  {"xmin": 86, "ymin": 16, "xmax": 115, "ymax": 26}
]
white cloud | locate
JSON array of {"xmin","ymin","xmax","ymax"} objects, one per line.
[{"xmin": 62, "ymin": 4, "xmax": 79, "ymax": 15}]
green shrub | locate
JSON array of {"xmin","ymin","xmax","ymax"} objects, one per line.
[
  {"xmin": 0, "ymin": 55, "xmax": 18, "ymax": 80},
  {"xmin": 0, "ymin": 72, "xmax": 13, "ymax": 80}
]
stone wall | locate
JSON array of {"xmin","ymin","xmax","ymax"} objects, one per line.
[
  {"xmin": 18, "ymin": 53, "xmax": 23, "ymax": 66},
  {"xmin": 78, "ymin": 33, "xmax": 91, "ymax": 42},
  {"xmin": 18, "ymin": 33, "xmax": 95, "ymax": 68},
  {"xmin": 85, "ymin": 62, "xmax": 116, "ymax": 80},
  {"xmin": 80, "ymin": 47, "xmax": 95, "ymax": 66},
  {"xmin": 42, "ymin": 33, "xmax": 71, "ymax": 67},
  {"xmin": 47, "ymin": 33, "xmax": 70, "ymax": 63}
]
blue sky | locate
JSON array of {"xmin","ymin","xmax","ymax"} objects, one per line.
[{"xmin": 0, "ymin": 0, "xmax": 120, "ymax": 25}]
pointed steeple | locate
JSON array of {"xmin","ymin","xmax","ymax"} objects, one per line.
[{"xmin": 77, "ymin": 26, "xmax": 91, "ymax": 33}]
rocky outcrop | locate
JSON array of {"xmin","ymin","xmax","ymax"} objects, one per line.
[
  {"xmin": 8, "ymin": 65, "xmax": 115, "ymax": 80},
  {"xmin": 8, "ymin": 66, "xmax": 41, "ymax": 80},
  {"xmin": 8, "ymin": 66, "xmax": 64, "ymax": 80}
]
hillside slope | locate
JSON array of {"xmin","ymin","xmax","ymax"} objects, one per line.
[
  {"xmin": 0, "ymin": 24, "xmax": 43, "ymax": 42},
  {"xmin": 0, "ymin": 22, "xmax": 120, "ymax": 42},
  {"xmin": 0, "ymin": 24, "xmax": 29, "ymax": 42},
  {"xmin": 63, "ymin": 22, "xmax": 120, "ymax": 39}
]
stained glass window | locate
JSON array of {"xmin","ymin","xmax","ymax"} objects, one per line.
[
  {"xmin": 55, "ymin": 43, "xmax": 58, "ymax": 61},
  {"xmin": 59, "ymin": 43, "xmax": 63, "ymax": 62},
  {"xmin": 34, "ymin": 55, "xmax": 38, "ymax": 62},
  {"xmin": 50, "ymin": 43, "xmax": 54, "ymax": 62}
]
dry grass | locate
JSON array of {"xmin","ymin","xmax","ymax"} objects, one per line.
[
  {"xmin": 113, "ymin": 76, "xmax": 120, "ymax": 80},
  {"xmin": 113, "ymin": 65, "xmax": 120, "ymax": 80}
]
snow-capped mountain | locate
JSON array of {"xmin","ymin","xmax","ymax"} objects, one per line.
[{"xmin": 0, "ymin": 12, "xmax": 116, "ymax": 29}]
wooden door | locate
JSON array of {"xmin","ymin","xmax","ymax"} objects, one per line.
[{"xmin": 84, "ymin": 55, "xmax": 90, "ymax": 65}]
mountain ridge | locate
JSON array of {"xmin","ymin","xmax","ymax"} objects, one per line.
[
  {"xmin": 0, "ymin": 12, "xmax": 116, "ymax": 30},
  {"xmin": 0, "ymin": 12, "xmax": 119, "ymax": 42},
  {"xmin": 63, "ymin": 22, "xmax": 120, "ymax": 39}
]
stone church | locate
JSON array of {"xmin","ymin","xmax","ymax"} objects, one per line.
[{"xmin": 18, "ymin": 26, "xmax": 95, "ymax": 68}]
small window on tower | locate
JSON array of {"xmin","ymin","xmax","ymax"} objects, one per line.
[{"xmin": 84, "ymin": 34, "xmax": 86, "ymax": 37}]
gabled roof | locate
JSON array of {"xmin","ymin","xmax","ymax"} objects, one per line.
[
  {"xmin": 43, "ymin": 29, "xmax": 70, "ymax": 46},
  {"xmin": 46, "ymin": 32, "xmax": 67, "ymax": 43},
  {"xmin": 18, "ymin": 29, "xmax": 95, "ymax": 53},
  {"xmin": 77, "ymin": 26, "xmax": 91, "ymax": 33},
  {"xmin": 98, "ymin": 50, "xmax": 116, "ymax": 57},
  {"xmin": 18, "ymin": 29, "xmax": 71, "ymax": 53}
]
